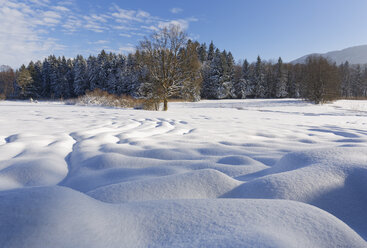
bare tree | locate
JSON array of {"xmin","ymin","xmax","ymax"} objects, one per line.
[
  {"xmin": 137, "ymin": 25, "xmax": 202, "ymax": 111},
  {"xmin": 303, "ymin": 56, "xmax": 340, "ymax": 104},
  {"xmin": 0, "ymin": 65, "xmax": 15, "ymax": 99}
]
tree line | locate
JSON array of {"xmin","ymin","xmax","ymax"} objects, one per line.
[{"xmin": 1, "ymin": 26, "xmax": 367, "ymax": 107}]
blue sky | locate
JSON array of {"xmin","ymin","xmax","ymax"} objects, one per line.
[{"xmin": 1, "ymin": 0, "xmax": 367, "ymax": 68}]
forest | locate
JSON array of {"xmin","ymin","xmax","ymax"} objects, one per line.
[{"xmin": 1, "ymin": 27, "xmax": 367, "ymax": 107}]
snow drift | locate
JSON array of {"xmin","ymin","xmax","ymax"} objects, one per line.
[
  {"xmin": 1, "ymin": 99, "xmax": 367, "ymax": 247},
  {"xmin": 1, "ymin": 186, "xmax": 366, "ymax": 248}
]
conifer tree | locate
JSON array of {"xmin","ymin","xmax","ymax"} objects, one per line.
[
  {"xmin": 87, "ymin": 55, "xmax": 99, "ymax": 91},
  {"xmin": 205, "ymin": 48, "xmax": 223, "ymax": 99},
  {"xmin": 253, "ymin": 56, "xmax": 266, "ymax": 98},
  {"xmin": 198, "ymin": 43, "xmax": 207, "ymax": 63},
  {"xmin": 41, "ymin": 58, "xmax": 51, "ymax": 98},
  {"xmin": 48, "ymin": 55, "xmax": 61, "ymax": 98},
  {"xmin": 351, "ymin": 65, "xmax": 363, "ymax": 97},
  {"xmin": 207, "ymin": 41, "xmax": 215, "ymax": 62},
  {"xmin": 124, "ymin": 53, "xmax": 140, "ymax": 96},
  {"xmin": 339, "ymin": 61, "xmax": 351, "ymax": 98},
  {"xmin": 65, "ymin": 58, "xmax": 75, "ymax": 98},
  {"xmin": 234, "ymin": 59, "xmax": 249, "ymax": 98},
  {"xmin": 16, "ymin": 65, "xmax": 35, "ymax": 99},
  {"xmin": 73, "ymin": 55, "xmax": 88, "ymax": 96},
  {"xmin": 97, "ymin": 50, "xmax": 109, "ymax": 91},
  {"xmin": 27, "ymin": 61, "xmax": 42, "ymax": 98},
  {"xmin": 275, "ymin": 57, "xmax": 287, "ymax": 97}
]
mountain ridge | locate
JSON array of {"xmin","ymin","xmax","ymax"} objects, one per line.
[{"xmin": 291, "ymin": 44, "xmax": 367, "ymax": 65}]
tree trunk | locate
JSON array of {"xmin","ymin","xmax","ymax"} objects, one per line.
[{"xmin": 163, "ymin": 98, "xmax": 168, "ymax": 111}]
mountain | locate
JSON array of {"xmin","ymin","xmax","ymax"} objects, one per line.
[{"xmin": 291, "ymin": 45, "xmax": 367, "ymax": 65}]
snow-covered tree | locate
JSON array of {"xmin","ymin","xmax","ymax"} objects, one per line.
[
  {"xmin": 27, "ymin": 61, "xmax": 42, "ymax": 98},
  {"xmin": 16, "ymin": 65, "xmax": 35, "ymax": 99},
  {"xmin": 207, "ymin": 41, "xmax": 215, "ymax": 62},
  {"xmin": 275, "ymin": 57, "xmax": 287, "ymax": 98},
  {"xmin": 87, "ymin": 55, "xmax": 99, "ymax": 91},
  {"xmin": 197, "ymin": 43, "xmax": 207, "ymax": 63},
  {"xmin": 97, "ymin": 50, "xmax": 109, "ymax": 91},
  {"xmin": 137, "ymin": 25, "xmax": 202, "ymax": 110},
  {"xmin": 234, "ymin": 59, "xmax": 249, "ymax": 98},
  {"xmin": 253, "ymin": 56, "xmax": 266, "ymax": 98},
  {"xmin": 73, "ymin": 55, "xmax": 88, "ymax": 96}
]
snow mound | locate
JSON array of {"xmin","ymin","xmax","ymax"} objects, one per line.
[
  {"xmin": 223, "ymin": 147, "xmax": 367, "ymax": 239},
  {"xmin": 87, "ymin": 169, "xmax": 241, "ymax": 203},
  {"xmin": 1, "ymin": 100, "xmax": 367, "ymax": 245},
  {"xmin": 1, "ymin": 186, "xmax": 366, "ymax": 248},
  {"xmin": 217, "ymin": 155, "xmax": 265, "ymax": 166},
  {"xmin": 0, "ymin": 158, "xmax": 68, "ymax": 190},
  {"xmin": 0, "ymin": 133, "xmax": 74, "ymax": 190}
]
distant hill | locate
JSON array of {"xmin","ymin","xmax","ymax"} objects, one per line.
[{"xmin": 291, "ymin": 45, "xmax": 367, "ymax": 65}]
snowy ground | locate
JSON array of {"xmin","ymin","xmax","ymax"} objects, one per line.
[{"xmin": 1, "ymin": 99, "xmax": 367, "ymax": 247}]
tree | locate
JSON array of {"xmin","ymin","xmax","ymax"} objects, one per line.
[
  {"xmin": 97, "ymin": 50, "xmax": 109, "ymax": 91},
  {"xmin": 234, "ymin": 59, "xmax": 250, "ymax": 98},
  {"xmin": 362, "ymin": 66, "xmax": 367, "ymax": 97},
  {"xmin": 205, "ymin": 48, "xmax": 223, "ymax": 99},
  {"xmin": 253, "ymin": 56, "xmax": 266, "ymax": 98},
  {"xmin": 27, "ymin": 61, "xmax": 43, "ymax": 98},
  {"xmin": 303, "ymin": 56, "xmax": 340, "ymax": 103},
  {"xmin": 197, "ymin": 43, "xmax": 207, "ymax": 63},
  {"xmin": 137, "ymin": 25, "xmax": 202, "ymax": 110},
  {"xmin": 123, "ymin": 53, "xmax": 141, "ymax": 96},
  {"xmin": 87, "ymin": 55, "xmax": 98, "ymax": 91},
  {"xmin": 73, "ymin": 55, "xmax": 88, "ymax": 96},
  {"xmin": 41, "ymin": 58, "xmax": 52, "ymax": 98},
  {"xmin": 339, "ymin": 61, "xmax": 352, "ymax": 98},
  {"xmin": 285, "ymin": 63, "xmax": 301, "ymax": 98},
  {"xmin": 351, "ymin": 65, "xmax": 364, "ymax": 98},
  {"xmin": 207, "ymin": 41, "xmax": 215, "ymax": 61},
  {"xmin": 16, "ymin": 65, "xmax": 34, "ymax": 99},
  {"xmin": 275, "ymin": 57, "xmax": 287, "ymax": 98},
  {"xmin": 0, "ymin": 65, "xmax": 15, "ymax": 98},
  {"xmin": 223, "ymin": 51, "xmax": 236, "ymax": 98}
]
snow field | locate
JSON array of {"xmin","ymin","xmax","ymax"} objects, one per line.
[
  {"xmin": 1, "ymin": 186, "xmax": 366, "ymax": 248},
  {"xmin": 0, "ymin": 99, "xmax": 367, "ymax": 247}
]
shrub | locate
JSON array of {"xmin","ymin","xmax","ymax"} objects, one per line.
[
  {"xmin": 73, "ymin": 89, "xmax": 141, "ymax": 108},
  {"xmin": 141, "ymin": 97, "xmax": 161, "ymax": 111}
]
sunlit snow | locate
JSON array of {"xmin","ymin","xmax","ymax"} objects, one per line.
[{"xmin": 1, "ymin": 99, "xmax": 367, "ymax": 247}]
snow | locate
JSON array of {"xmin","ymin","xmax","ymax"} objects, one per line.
[{"xmin": 1, "ymin": 99, "xmax": 367, "ymax": 247}]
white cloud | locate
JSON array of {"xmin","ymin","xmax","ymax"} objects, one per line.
[
  {"xmin": 118, "ymin": 45, "xmax": 136, "ymax": 54},
  {"xmin": 112, "ymin": 7, "xmax": 140, "ymax": 21},
  {"xmin": 28, "ymin": 0, "xmax": 49, "ymax": 6},
  {"xmin": 111, "ymin": 5, "xmax": 157, "ymax": 24},
  {"xmin": 158, "ymin": 19, "xmax": 189, "ymax": 30},
  {"xmin": 113, "ymin": 25, "xmax": 139, "ymax": 31},
  {"xmin": 170, "ymin": 8, "xmax": 183, "ymax": 14},
  {"xmin": 82, "ymin": 15, "xmax": 109, "ymax": 33},
  {"xmin": 0, "ymin": 0, "xmax": 199, "ymax": 68},
  {"xmin": 141, "ymin": 25, "xmax": 159, "ymax": 31},
  {"xmin": 119, "ymin": 34, "xmax": 132, "ymax": 38},
  {"xmin": 137, "ymin": 10, "xmax": 150, "ymax": 18},
  {"xmin": 131, "ymin": 32, "xmax": 145, "ymax": 36},
  {"xmin": 0, "ymin": 0, "xmax": 65, "ymax": 68},
  {"xmin": 52, "ymin": 6, "xmax": 70, "ymax": 12},
  {"xmin": 88, "ymin": 40, "xmax": 109, "ymax": 45},
  {"xmin": 62, "ymin": 15, "xmax": 83, "ymax": 33},
  {"xmin": 57, "ymin": 0, "xmax": 73, "ymax": 6},
  {"xmin": 89, "ymin": 14, "xmax": 109, "ymax": 23}
]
